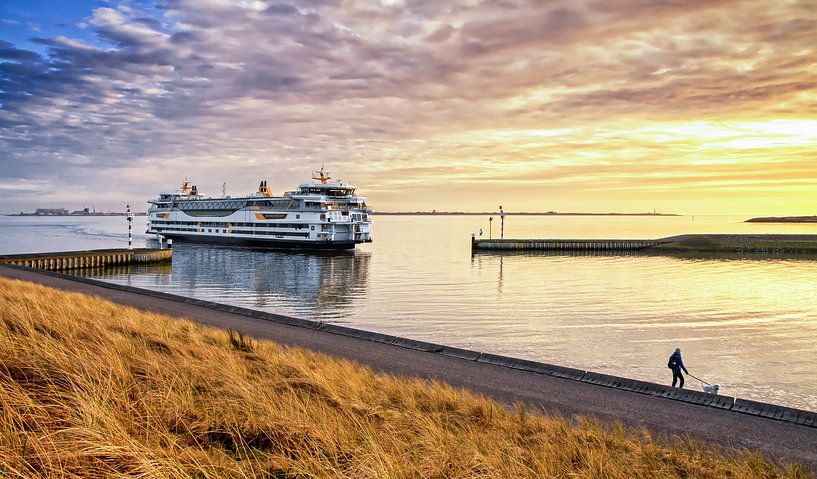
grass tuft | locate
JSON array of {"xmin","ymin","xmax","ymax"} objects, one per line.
[
  {"xmin": 0, "ymin": 277, "xmax": 810, "ymax": 478},
  {"xmin": 228, "ymin": 329, "xmax": 255, "ymax": 353}
]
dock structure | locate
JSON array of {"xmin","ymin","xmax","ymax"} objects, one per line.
[
  {"xmin": 472, "ymin": 237, "xmax": 666, "ymax": 252},
  {"xmin": 472, "ymin": 234, "xmax": 817, "ymax": 254},
  {"xmin": 0, "ymin": 248, "xmax": 172, "ymax": 271}
]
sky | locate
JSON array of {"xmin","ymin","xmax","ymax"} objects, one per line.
[{"xmin": 1, "ymin": 0, "xmax": 815, "ymax": 215}]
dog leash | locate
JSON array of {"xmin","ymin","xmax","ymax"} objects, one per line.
[{"xmin": 687, "ymin": 373, "xmax": 710, "ymax": 385}]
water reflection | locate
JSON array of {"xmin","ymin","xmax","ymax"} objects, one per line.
[
  {"xmin": 72, "ymin": 243, "xmax": 370, "ymax": 320},
  {"xmin": 78, "ymin": 263, "xmax": 174, "ymax": 276},
  {"xmin": 497, "ymin": 255, "xmax": 504, "ymax": 296}
]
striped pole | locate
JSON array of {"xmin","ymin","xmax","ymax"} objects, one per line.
[
  {"xmin": 127, "ymin": 204, "xmax": 133, "ymax": 250},
  {"xmin": 499, "ymin": 205, "xmax": 506, "ymax": 240}
]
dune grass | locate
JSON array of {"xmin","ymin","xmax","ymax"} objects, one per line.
[{"xmin": 0, "ymin": 277, "xmax": 809, "ymax": 478}]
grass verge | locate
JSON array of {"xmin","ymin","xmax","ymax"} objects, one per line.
[{"xmin": 0, "ymin": 277, "xmax": 809, "ymax": 478}]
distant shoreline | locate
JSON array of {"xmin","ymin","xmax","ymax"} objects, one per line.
[
  {"xmin": 745, "ymin": 216, "xmax": 817, "ymax": 223},
  {"xmin": 2, "ymin": 211, "xmax": 675, "ymax": 217},
  {"xmin": 4, "ymin": 213, "xmax": 148, "ymax": 217},
  {"xmin": 372, "ymin": 211, "xmax": 680, "ymax": 216}
]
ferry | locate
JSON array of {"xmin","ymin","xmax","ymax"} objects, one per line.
[{"xmin": 146, "ymin": 168, "xmax": 372, "ymax": 250}]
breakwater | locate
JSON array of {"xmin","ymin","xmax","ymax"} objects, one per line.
[
  {"xmin": 0, "ymin": 248, "xmax": 172, "ymax": 271},
  {"xmin": 472, "ymin": 234, "xmax": 817, "ymax": 254}
]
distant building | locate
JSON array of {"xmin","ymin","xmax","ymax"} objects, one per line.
[
  {"xmin": 34, "ymin": 208, "xmax": 68, "ymax": 216},
  {"xmin": 70, "ymin": 207, "xmax": 91, "ymax": 215}
]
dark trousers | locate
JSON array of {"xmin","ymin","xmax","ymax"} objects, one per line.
[{"xmin": 672, "ymin": 369, "xmax": 684, "ymax": 388}]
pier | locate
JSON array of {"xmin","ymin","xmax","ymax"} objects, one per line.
[
  {"xmin": 473, "ymin": 238, "xmax": 666, "ymax": 251},
  {"xmin": 0, "ymin": 248, "xmax": 172, "ymax": 271},
  {"xmin": 472, "ymin": 234, "xmax": 817, "ymax": 254}
]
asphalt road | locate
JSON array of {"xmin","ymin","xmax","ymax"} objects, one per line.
[{"xmin": 2, "ymin": 265, "xmax": 815, "ymax": 471}]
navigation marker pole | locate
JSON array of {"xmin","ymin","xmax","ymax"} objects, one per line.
[
  {"xmin": 489, "ymin": 216, "xmax": 493, "ymax": 239},
  {"xmin": 127, "ymin": 204, "xmax": 134, "ymax": 250},
  {"xmin": 499, "ymin": 205, "xmax": 506, "ymax": 240}
]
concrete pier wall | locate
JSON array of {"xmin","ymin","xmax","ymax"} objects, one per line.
[
  {"xmin": 473, "ymin": 237, "xmax": 665, "ymax": 251},
  {"xmin": 0, "ymin": 248, "xmax": 172, "ymax": 271},
  {"xmin": 472, "ymin": 234, "xmax": 817, "ymax": 254}
]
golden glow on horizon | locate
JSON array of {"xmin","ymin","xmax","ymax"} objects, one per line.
[{"xmin": 358, "ymin": 116, "xmax": 817, "ymax": 215}]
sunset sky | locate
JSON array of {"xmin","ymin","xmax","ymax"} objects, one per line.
[{"xmin": 1, "ymin": 0, "xmax": 815, "ymax": 214}]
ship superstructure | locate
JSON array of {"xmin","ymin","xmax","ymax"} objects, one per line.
[{"xmin": 146, "ymin": 168, "xmax": 372, "ymax": 250}]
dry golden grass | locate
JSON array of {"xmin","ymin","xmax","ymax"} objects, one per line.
[{"xmin": 0, "ymin": 277, "xmax": 809, "ymax": 478}]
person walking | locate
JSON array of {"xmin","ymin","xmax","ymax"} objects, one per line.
[{"xmin": 668, "ymin": 347, "xmax": 689, "ymax": 388}]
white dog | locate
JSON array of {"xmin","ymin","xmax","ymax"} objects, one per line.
[{"xmin": 702, "ymin": 384, "xmax": 720, "ymax": 395}]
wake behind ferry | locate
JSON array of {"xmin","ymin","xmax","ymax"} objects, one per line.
[{"xmin": 146, "ymin": 168, "xmax": 372, "ymax": 250}]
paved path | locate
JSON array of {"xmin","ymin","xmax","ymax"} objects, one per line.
[{"xmin": 2, "ymin": 265, "xmax": 816, "ymax": 470}]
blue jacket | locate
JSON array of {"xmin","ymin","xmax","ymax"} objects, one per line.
[{"xmin": 669, "ymin": 351, "xmax": 688, "ymax": 373}]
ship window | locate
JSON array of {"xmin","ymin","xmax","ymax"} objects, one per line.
[{"xmin": 296, "ymin": 214, "xmax": 300, "ymax": 219}]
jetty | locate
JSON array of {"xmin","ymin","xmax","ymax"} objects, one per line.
[
  {"xmin": 472, "ymin": 234, "xmax": 817, "ymax": 254},
  {"xmin": 0, "ymin": 248, "xmax": 172, "ymax": 271},
  {"xmin": 746, "ymin": 216, "xmax": 817, "ymax": 223}
]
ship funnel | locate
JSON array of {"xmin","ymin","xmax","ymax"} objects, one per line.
[{"xmin": 258, "ymin": 180, "xmax": 272, "ymax": 197}]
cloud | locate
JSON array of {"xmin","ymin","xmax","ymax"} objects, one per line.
[
  {"xmin": 0, "ymin": 41, "xmax": 40, "ymax": 62},
  {"xmin": 0, "ymin": 0, "xmax": 815, "ymax": 214}
]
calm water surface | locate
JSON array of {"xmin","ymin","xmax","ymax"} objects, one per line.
[{"xmin": 1, "ymin": 214, "xmax": 816, "ymax": 410}]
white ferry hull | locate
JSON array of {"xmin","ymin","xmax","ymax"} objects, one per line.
[{"xmin": 159, "ymin": 232, "xmax": 359, "ymax": 251}]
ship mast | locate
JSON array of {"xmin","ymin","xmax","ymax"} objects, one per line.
[{"xmin": 312, "ymin": 165, "xmax": 331, "ymax": 184}]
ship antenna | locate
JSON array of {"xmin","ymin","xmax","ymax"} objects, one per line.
[{"xmin": 312, "ymin": 165, "xmax": 331, "ymax": 184}]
